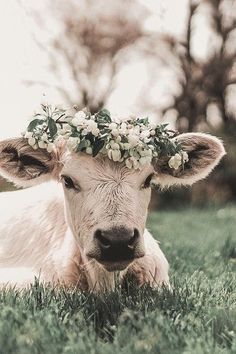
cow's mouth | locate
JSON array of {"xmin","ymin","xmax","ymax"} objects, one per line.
[{"xmin": 87, "ymin": 251, "xmax": 145, "ymax": 272}]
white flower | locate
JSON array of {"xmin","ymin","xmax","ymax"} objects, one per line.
[
  {"xmin": 129, "ymin": 149, "xmax": 139, "ymax": 159},
  {"xmin": 110, "ymin": 141, "xmax": 120, "ymax": 150},
  {"xmin": 133, "ymin": 126, "xmax": 140, "ymax": 134},
  {"xmin": 71, "ymin": 117, "xmax": 80, "ymax": 127},
  {"xmin": 140, "ymin": 130, "xmax": 150, "ymax": 139},
  {"xmin": 81, "ymin": 129, "xmax": 88, "ymax": 136},
  {"xmin": 125, "ymin": 158, "xmax": 133, "ymax": 169},
  {"xmin": 111, "ymin": 129, "xmax": 119, "ymax": 137},
  {"xmin": 25, "ymin": 105, "xmax": 185, "ymax": 172},
  {"xmin": 75, "ymin": 110, "xmax": 86, "ymax": 120},
  {"xmin": 63, "ymin": 124, "xmax": 72, "ymax": 132},
  {"xmin": 87, "ymin": 120, "xmax": 97, "ymax": 130},
  {"xmin": 168, "ymin": 151, "xmax": 189, "ymax": 170},
  {"xmin": 47, "ymin": 143, "xmax": 55, "ymax": 153},
  {"xmin": 86, "ymin": 147, "xmax": 93, "ymax": 155},
  {"xmin": 168, "ymin": 153, "xmax": 182, "ymax": 170},
  {"xmin": 182, "ymin": 151, "xmax": 189, "ymax": 162},
  {"xmin": 38, "ymin": 141, "xmax": 47, "ymax": 149},
  {"xmin": 109, "ymin": 122, "xmax": 117, "ymax": 130},
  {"xmin": 139, "ymin": 156, "xmax": 152, "ymax": 165},
  {"xmin": 72, "ymin": 112, "xmax": 87, "ymax": 127},
  {"xmin": 119, "ymin": 122, "xmax": 127, "ymax": 135},
  {"xmin": 128, "ymin": 134, "xmax": 139, "ymax": 147},
  {"xmin": 140, "ymin": 149, "xmax": 152, "ymax": 157},
  {"xmin": 41, "ymin": 133, "xmax": 48, "ymax": 141},
  {"xmin": 28, "ymin": 137, "xmax": 36, "ymax": 146},
  {"xmin": 25, "ymin": 132, "xmax": 33, "ymax": 139},
  {"xmin": 92, "ymin": 128, "xmax": 100, "ymax": 136},
  {"xmin": 153, "ymin": 150, "xmax": 158, "ymax": 157},
  {"xmin": 108, "ymin": 149, "xmax": 121, "ymax": 162},
  {"xmin": 86, "ymin": 119, "xmax": 100, "ymax": 136},
  {"xmin": 126, "ymin": 156, "xmax": 140, "ymax": 169},
  {"xmin": 123, "ymin": 142, "xmax": 131, "ymax": 150},
  {"xmin": 32, "ymin": 144, "xmax": 38, "ymax": 150}
]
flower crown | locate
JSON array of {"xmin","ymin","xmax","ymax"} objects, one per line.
[{"xmin": 23, "ymin": 105, "xmax": 188, "ymax": 170}]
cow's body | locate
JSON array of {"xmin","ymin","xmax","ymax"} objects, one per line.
[
  {"xmin": 0, "ymin": 181, "xmax": 169, "ymax": 290},
  {"xmin": 0, "ymin": 132, "xmax": 225, "ymax": 291}
]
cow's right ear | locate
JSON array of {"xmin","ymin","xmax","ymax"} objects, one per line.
[{"xmin": 0, "ymin": 138, "xmax": 62, "ymax": 187}]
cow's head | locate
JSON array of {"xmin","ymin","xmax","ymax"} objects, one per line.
[{"xmin": 0, "ymin": 133, "xmax": 225, "ymax": 271}]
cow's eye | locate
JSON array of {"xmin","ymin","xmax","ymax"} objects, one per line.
[
  {"xmin": 61, "ymin": 175, "xmax": 78, "ymax": 190},
  {"xmin": 141, "ymin": 173, "xmax": 154, "ymax": 189}
]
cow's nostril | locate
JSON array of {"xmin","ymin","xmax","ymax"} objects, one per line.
[
  {"xmin": 128, "ymin": 228, "xmax": 139, "ymax": 249},
  {"xmin": 94, "ymin": 230, "xmax": 111, "ymax": 249}
]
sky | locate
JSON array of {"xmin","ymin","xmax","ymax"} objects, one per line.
[{"xmin": 0, "ymin": 0, "xmax": 215, "ymax": 139}]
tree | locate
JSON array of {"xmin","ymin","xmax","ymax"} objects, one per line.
[
  {"xmin": 27, "ymin": 0, "xmax": 152, "ymax": 113},
  {"xmin": 162, "ymin": 0, "xmax": 236, "ymax": 132}
]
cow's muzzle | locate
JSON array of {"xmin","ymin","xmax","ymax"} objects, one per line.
[{"xmin": 87, "ymin": 226, "xmax": 145, "ymax": 271}]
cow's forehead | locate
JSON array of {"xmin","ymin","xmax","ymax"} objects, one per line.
[{"xmin": 61, "ymin": 152, "xmax": 154, "ymax": 183}]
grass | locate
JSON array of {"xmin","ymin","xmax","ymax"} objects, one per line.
[{"xmin": 0, "ymin": 206, "xmax": 235, "ymax": 354}]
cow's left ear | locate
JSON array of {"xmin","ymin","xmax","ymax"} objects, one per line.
[
  {"xmin": 153, "ymin": 133, "xmax": 226, "ymax": 187},
  {"xmin": 0, "ymin": 138, "xmax": 63, "ymax": 188}
]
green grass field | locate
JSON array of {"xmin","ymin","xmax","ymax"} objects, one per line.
[{"xmin": 0, "ymin": 207, "xmax": 235, "ymax": 354}]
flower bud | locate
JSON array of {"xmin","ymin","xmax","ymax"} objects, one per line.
[
  {"xmin": 38, "ymin": 141, "xmax": 47, "ymax": 149},
  {"xmin": 86, "ymin": 147, "xmax": 93, "ymax": 155},
  {"xmin": 109, "ymin": 122, "xmax": 117, "ymax": 130},
  {"xmin": 128, "ymin": 134, "xmax": 139, "ymax": 147},
  {"xmin": 47, "ymin": 143, "xmax": 55, "ymax": 153},
  {"xmin": 25, "ymin": 132, "xmax": 33, "ymax": 139},
  {"xmin": 75, "ymin": 111, "xmax": 86, "ymax": 120},
  {"xmin": 168, "ymin": 153, "xmax": 182, "ymax": 170},
  {"xmin": 108, "ymin": 149, "xmax": 121, "ymax": 162},
  {"xmin": 71, "ymin": 117, "xmax": 80, "ymax": 126},
  {"xmin": 28, "ymin": 137, "xmax": 36, "ymax": 146}
]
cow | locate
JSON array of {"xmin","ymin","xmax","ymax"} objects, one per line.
[{"xmin": 0, "ymin": 133, "xmax": 225, "ymax": 291}]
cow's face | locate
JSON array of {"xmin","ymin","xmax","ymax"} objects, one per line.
[
  {"xmin": 0, "ymin": 133, "xmax": 225, "ymax": 271},
  {"xmin": 60, "ymin": 153, "xmax": 153, "ymax": 270}
]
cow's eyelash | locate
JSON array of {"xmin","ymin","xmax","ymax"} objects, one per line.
[
  {"xmin": 141, "ymin": 174, "xmax": 154, "ymax": 189},
  {"xmin": 61, "ymin": 175, "xmax": 81, "ymax": 191}
]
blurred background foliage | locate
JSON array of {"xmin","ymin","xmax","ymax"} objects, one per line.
[{"xmin": 1, "ymin": 0, "xmax": 236, "ymax": 208}]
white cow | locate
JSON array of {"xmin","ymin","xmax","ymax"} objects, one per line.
[{"xmin": 0, "ymin": 133, "xmax": 225, "ymax": 291}]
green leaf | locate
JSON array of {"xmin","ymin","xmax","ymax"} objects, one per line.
[
  {"xmin": 70, "ymin": 131, "xmax": 79, "ymax": 138},
  {"xmin": 86, "ymin": 133, "xmax": 95, "ymax": 144},
  {"xmin": 96, "ymin": 109, "xmax": 111, "ymax": 123},
  {"xmin": 92, "ymin": 139, "xmax": 105, "ymax": 157},
  {"xmin": 98, "ymin": 108, "xmax": 110, "ymax": 117},
  {"xmin": 48, "ymin": 118, "xmax": 57, "ymax": 138},
  {"xmin": 41, "ymin": 104, "xmax": 49, "ymax": 114},
  {"xmin": 76, "ymin": 139, "xmax": 87, "ymax": 152},
  {"xmin": 137, "ymin": 117, "xmax": 149, "ymax": 125},
  {"xmin": 27, "ymin": 119, "xmax": 45, "ymax": 132}
]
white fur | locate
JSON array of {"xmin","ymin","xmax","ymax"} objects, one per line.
[
  {"xmin": 0, "ymin": 180, "xmax": 168, "ymax": 291},
  {"xmin": 0, "ymin": 133, "xmax": 225, "ymax": 291}
]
